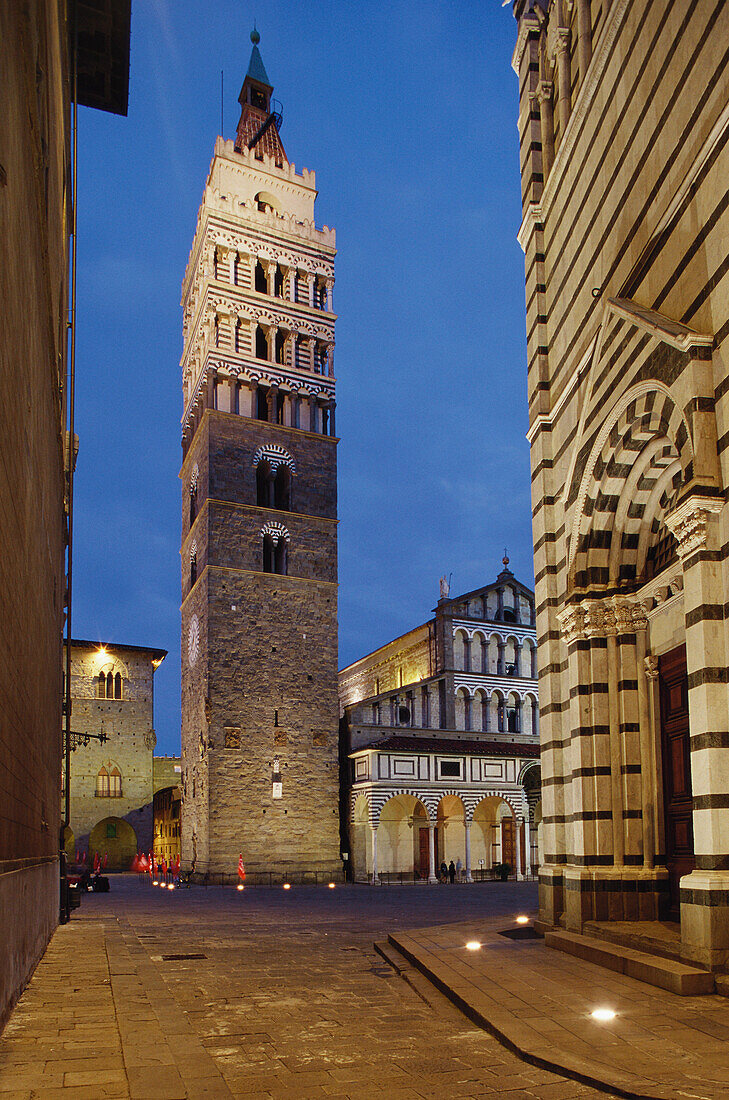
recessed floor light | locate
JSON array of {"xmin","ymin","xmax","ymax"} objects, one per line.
[
  {"xmin": 328, "ymin": 882, "xmax": 336, "ymax": 889},
  {"xmin": 465, "ymin": 940, "xmax": 481, "ymax": 951},
  {"xmin": 237, "ymin": 883, "xmax": 245, "ymax": 891},
  {"xmin": 283, "ymin": 883, "xmax": 291, "ymax": 890},
  {"xmin": 515, "ymin": 915, "xmax": 529, "ymax": 925},
  {"xmin": 591, "ymin": 1008, "xmax": 617, "ymax": 1022}
]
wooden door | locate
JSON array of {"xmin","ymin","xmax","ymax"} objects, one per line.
[
  {"xmin": 658, "ymin": 644, "xmax": 694, "ymax": 919},
  {"xmin": 501, "ymin": 817, "xmax": 515, "ymax": 872},
  {"xmin": 418, "ymin": 828, "xmax": 429, "ymax": 879}
]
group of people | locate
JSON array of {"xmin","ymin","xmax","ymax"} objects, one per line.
[{"xmin": 439, "ymin": 858, "xmax": 463, "ymax": 883}]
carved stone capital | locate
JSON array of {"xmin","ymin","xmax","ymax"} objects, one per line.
[
  {"xmin": 664, "ymin": 496, "xmax": 723, "ymax": 559},
  {"xmin": 538, "ymin": 80, "xmax": 554, "ymax": 105},
  {"xmin": 557, "ymin": 603, "xmax": 586, "ymax": 644},
  {"xmin": 644, "ymin": 656, "xmax": 660, "ymax": 682}
]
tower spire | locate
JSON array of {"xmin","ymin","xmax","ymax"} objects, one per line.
[{"xmin": 234, "ymin": 28, "xmax": 287, "ymax": 165}]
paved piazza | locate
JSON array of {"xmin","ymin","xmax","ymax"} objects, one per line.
[{"xmin": 0, "ymin": 878, "xmax": 612, "ymax": 1099}]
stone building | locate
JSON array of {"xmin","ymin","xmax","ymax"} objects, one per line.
[
  {"xmin": 0, "ymin": 0, "xmax": 130, "ymax": 1030},
  {"xmin": 179, "ymin": 33, "xmax": 341, "ymax": 880},
  {"xmin": 339, "ymin": 564, "xmax": 541, "ymax": 882},
  {"xmin": 513, "ymin": 0, "xmax": 729, "ymax": 969},
  {"xmin": 63, "ymin": 640, "xmax": 167, "ymax": 870}
]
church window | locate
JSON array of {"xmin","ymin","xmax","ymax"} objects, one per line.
[
  {"xmin": 234, "ymin": 319, "xmax": 242, "ymax": 352},
  {"xmin": 255, "ymin": 261, "xmax": 267, "ymax": 294},
  {"xmin": 110, "ymin": 767, "xmax": 122, "ymax": 796},
  {"xmin": 233, "ymin": 253, "xmax": 241, "ymax": 285},
  {"xmin": 213, "ymin": 250, "xmax": 218, "ymax": 280},
  {"xmin": 96, "ymin": 767, "xmax": 109, "ymax": 796},
  {"xmin": 190, "ymin": 542, "xmax": 198, "ymax": 586},
  {"xmin": 114, "ymin": 672, "xmax": 122, "ymax": 699},
  {"xmin": 190, "ymin": 479, "xmax": 198, "ymax": 527},
  {"xmin": 257, "ymin": 461, "xmax": 273, "ymax": 507},
  {"xmin": 398, "ymin": 705, "xmax": 410, "ymax": 725},
  {"xmin": 255, "ymin": 325, "xmax": 268, "ymax": 361},
  {"xmin": 256, "ymin": 385, "xmax": 269, "ymax": 421},
  {"xmin": 274, "ymin": 537, "xmax": 288, "ymax": 575},
  {"xmin": 313, "ymin": 278, "xmax": 327, "ymax": 310},
  {"xmin": 274, "ymin": 265, "xmax": 284, "ymax": 298},
  {"xmin": 439, "ymin": 760, "xmax": 461, "ymax": 779},
  {"xmin": 274, "ymin": 465, "xmax": 290, "ymax": 510},
  {"xmin": 421, "ymin": 686, "xmax": 430, "ymax": 727},
  {"xmin": 275, "ymin": 329, "xmax": 286, "ymax": 365}
]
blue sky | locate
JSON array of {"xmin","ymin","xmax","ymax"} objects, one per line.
[{"xmin": 72, "ymin": 1, "xmax": 530, "ymax": 756}]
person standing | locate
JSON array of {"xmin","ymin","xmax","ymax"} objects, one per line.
[
  {"xmin": 455, "ymin": 856, "xmax": 463, "ymax": 882},
  {"xmin": 448, "ymin": 860, "xmax": 456, "ymax": 884},
  {"xmin": 440, "ymin": 860, "xmax": 448, "ymax": 883}
]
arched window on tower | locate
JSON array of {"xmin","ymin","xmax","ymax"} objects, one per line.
[
  {"xmin": 274, "ymin": 265, "xmax": 284, "ymax": 298},
  {"xmin": 275, "ymin": 329, "xmax": 286, "ymax": 365},
  {"xmin": 114, "ymin": 672, "xmax": 122, "ymax": 699},
  {"xmin": 255, "ymin": 261, "xmax": 267, "ymax": 294},
  {"xmin": 257, "ymin": 461, "xmax": 273, "ymax": 507},
  {"xmin": 274, "ymin": 537, "xmax": 288, "ymax": 575},
  {"xmin": 109, "ymin": 767, "xmax": 122, "ymax": 797},
  {"xmin": 262, "ymin": 534, "xmax": 274, "ymax": 573},
  {"xmin": 96, "ymin": 767, "xmax": 109, "ymax": 797},
  {"xmin": 256, "ymin": 385, "xmax": 269, "ymax": 421},
  {"xmin": 274, "ymin": 465, "xmax": 290, "ymax": 510},
  {"xmin": 190, "ymin": 542, "xmax": 198, "ymax": 586},
  {"xmin": 189, "ymin": 479, "xmax": 198, "ymax": 528},
  {"xmin": 255, "ymin": 325, "xmax": 268, "ymax": 361}
]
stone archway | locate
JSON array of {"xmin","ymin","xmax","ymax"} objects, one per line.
[{"xmin": 90, "ymin": 817, "xmax": 137, "ymax": 872}]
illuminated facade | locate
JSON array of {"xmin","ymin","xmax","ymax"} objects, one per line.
[
  {"xmin": 513, "ymin": 0, "xmax": 729, "ymax": 969},
  {"xmin": 340, "ymin": 564, "xmax": 541, "ymax": 882},
  {"xmin": 179, "ymin": 33, "xmax": 341, "ymax": 879},
  {"xmin": 63, "ymin": 639, "xmax": 167, "ymax": 870}
]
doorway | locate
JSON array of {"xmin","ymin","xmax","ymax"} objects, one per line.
[{"xmin": 658, "ymin": 644, "xmax": 694, "ymax": 919}]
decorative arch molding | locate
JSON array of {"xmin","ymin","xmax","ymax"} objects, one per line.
[
  {"xmin": 189, "ymin": 539, "xmax": 198, "ymax": 561},
  {"xmin": 351, "ymin": 785, "xmax": 529, "ymax": 826},
  {"xmin": 253, "ymin": 445, "xmax": 296, "ymax": 474},
  {"xmin": 190, "ymin": 463, "xmax": 199, "ymax": 492},
  {"xmin": 518, "ymin": 760, "xmax": 541, "ymax": 785},
  {"xmin": 567, "ymin": 380, "xmax": 693, "ymax": 576},
  {"xmin": 260, "ymin": 521, "xmax": 289, "ymax": 544}
]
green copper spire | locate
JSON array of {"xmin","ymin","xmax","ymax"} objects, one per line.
[{"xmin": 246, "ymin": 28, "xmax": 271, "ymax": 88}]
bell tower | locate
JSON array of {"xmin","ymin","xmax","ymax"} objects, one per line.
[{"xmin": 179, "ymin": 31, "xmax": 341, "ymax": 879}]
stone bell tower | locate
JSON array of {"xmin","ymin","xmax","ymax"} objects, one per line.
[{"xmin": 179, "ymin": 30, "xmax": 341, "ymax": 878}]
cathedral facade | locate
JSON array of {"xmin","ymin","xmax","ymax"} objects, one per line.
[
  {"xmin": 179, "ymin": 34, "xmax": 341, "ymax": 879},
  {"xmin": 513, "ymin": 0, "xmax": 729, "ymax": 969},
  {"xmin": 340, "ymin": 565, "xmax": 541, "ymax": 883}
]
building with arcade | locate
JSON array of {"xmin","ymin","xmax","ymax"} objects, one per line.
[{"xmin": 339, "ymin": 561, "xmax": 541, "ymax": 882}]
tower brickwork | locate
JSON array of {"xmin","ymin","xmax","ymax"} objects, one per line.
[{"xmin": 179, "ymin": 35, "xmax": 341, "ymax": 878}]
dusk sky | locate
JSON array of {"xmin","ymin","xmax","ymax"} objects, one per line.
[{"xmin": 72, "ymin": 1, "xmax": 530, "ymax": 756}]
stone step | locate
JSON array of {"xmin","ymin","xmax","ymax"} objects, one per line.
[{"xmin": 545, "ymin": 930, "xmax": 715, "ymax": 996}]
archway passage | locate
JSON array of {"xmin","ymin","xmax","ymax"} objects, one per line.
[
  {"xmin": 89, "ymin": 817, "xmax": 137, "ymax": 872},
  {"xmin": 63, "ymin": 825, "xmax": 74, "ymax": 860}
]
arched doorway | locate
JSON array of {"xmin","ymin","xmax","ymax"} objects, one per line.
[
  {"xmin": 378, "ymin": 794, "xmax": 429, "ymax": 879},
  {"xmin": 436, "ymin": 795, "xmax": 465, "ymax": 874},
  {"xmin": 350, "ymin": 794, "xmax": 371, "ymax": 883},
  {"xmin": 90, "ymin": 817, "xmax": 137, "ymax": 871}
]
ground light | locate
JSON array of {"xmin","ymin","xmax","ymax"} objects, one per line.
[
  {"xmin": 283, "ymin": 883, "xmax": 291, "ymax": 889},
  {"xmin": 328, "ymin": 882, "xmax": 335, "ymax": 889},
  {"xmin": 515, "ymin": 915, "xmax": 529, "ymax": 925},
  {"xmin": 591, "ymin": 1008, "xmax": 617, "ymax": 1022},
  {"xmin": 168, "ymin": 884, "xmax": 175, "ymax": 890},
  {"xmin": 237, "ymin": 884, "xmax": 245, "ymax": 891},
  {"xmin": 465, "ymin": 941, "xmax": 481, "ymax": 951},
  {"xmin": 152, "ymin": 880, "xmax": 159, "ymax": 886}
]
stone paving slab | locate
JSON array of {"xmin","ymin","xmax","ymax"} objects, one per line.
[
  {"xmin": 0, "ymin": 877, "xmax": 611, "ymax": 1099},
  {"xmin": 388, "ymin": 914, "xmax": 729, "ymax": 1100}
]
